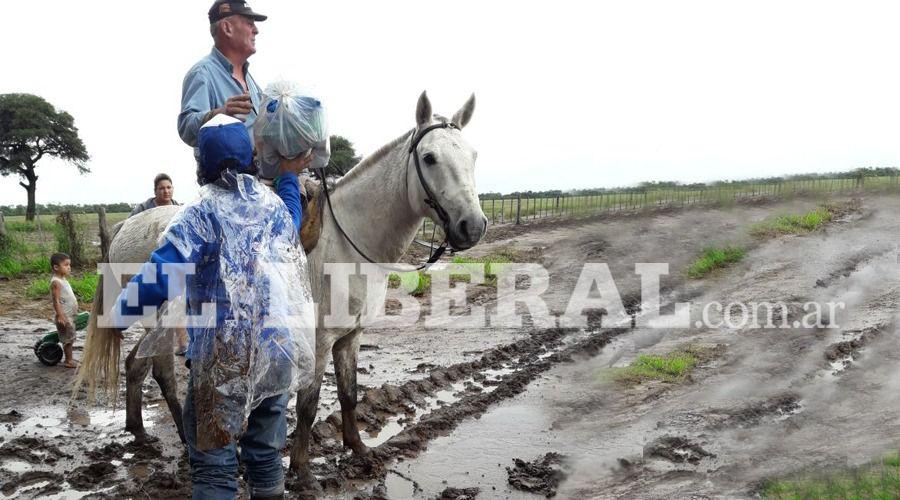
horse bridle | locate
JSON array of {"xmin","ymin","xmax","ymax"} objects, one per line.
[{"xmin": 320, "ymin": 121, "xmax": 459, "ymax": 271}]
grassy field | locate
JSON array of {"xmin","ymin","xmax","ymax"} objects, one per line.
[
  {"xmin": 475, "ymin": 176, "xmax": 896, "ymax": 226},
  {"xmin": 0, "ymin": 212, "xmax": 129, "ymax": 301},
  {"xmin": 412, "ymin": 175, "xmax": 893, "ymax": 239},
  {"xmin": 763, "ymin": 452, "xmax": 900, "ymax": 499}
]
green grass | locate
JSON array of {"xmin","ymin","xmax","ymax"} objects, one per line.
[
  {"xmin": 615, "ymin": 352, "xmax": 697, "ymax": 383},
  {"xmin": 0, "ymin": 257, "xmax": 23, "ymax": 278},
  {"xmin": 2, "ymin": 212, "xmax": 129, "ymax": 269},
  {"xmin": 4, "ymin": 212, "xmax": 130, "ymax": 225},
  {"xmin": 762, "ymin": 452, "xmax": 900, "ymax": 499},
  {"xmin": 388, "ymin": 271, "xmax": 432, "ymax": 296},
  {"xmin": 751, "ymin": 207, "xmax": 834, "ymax": 238},
  {"xmin": 5, "ymin": 220, "xmax": 54, "ymax": 233},
  {"xmin": 450, "ymin": 251, "xmax": 514, "ymax": 285},
  {"xmin": 387, "ymin": 248, "xmax": 523, "ymax": 296},
  {"xmin": 26, "ymin": 272, "xmax": 99, "ymax": 302},
  {"xmin": 0, "ymin": 234, "xmax": 53, "ymax": 278},
  {"xmin": 686, "ymin": 246, "xmax": 746, "ymax": 279},
  {"xmin": 610, "ymin": 344, "xmax": 720, "ymax": 385},
  {"xmin": 22, "ymin": 255, "xmax": 51, "ymax": 273},
  {"xmin": 475, "ymin": 175, "xmax": 883, "ymax": 224}
]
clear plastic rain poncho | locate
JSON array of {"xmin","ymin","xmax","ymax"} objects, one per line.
[
  {"xmin": 254, "ymin": 80, "xmax": 331, "ymax": 179},
  {"xmin": 138, "ymin": 173, "xmax": 315, "ymax": 450}
]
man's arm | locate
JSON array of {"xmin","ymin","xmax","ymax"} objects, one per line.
[
  {"xmin": 178, "ymin": 68, "xmax": 214, "ymax": 147},
  {"xmin": 178, "ymin": 68, "xmax": 255, "ymax": 147}
]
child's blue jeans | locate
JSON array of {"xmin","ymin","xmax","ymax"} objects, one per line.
[{"xmin": 183, "ymin": 377, "xmax": 288, "ymax": 499}]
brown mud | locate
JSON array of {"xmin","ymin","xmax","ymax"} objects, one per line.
[
  {"xmin": 506, "ymin": 453, "xmax": 567, "ymax": 497},
  {"xmin": 2, "ymin": 193, "xmax": 899, "ymax": 498}
]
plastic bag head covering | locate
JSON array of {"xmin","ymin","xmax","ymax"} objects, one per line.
[
  {"xmin": 197, "ymin": 114, "xmax": 257, "ymax": 187},
  {"xmin": 150, "ymin": 170, "xmax": 316, "ymax": 450},
  {"xmin": 254, "ymin": 80, "xmax": 331, "ymax": 179}
]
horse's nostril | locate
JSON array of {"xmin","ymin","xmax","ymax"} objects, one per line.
[{"xmin": 458, "ymin": 219, "xmax": 469, "ymax": 237}]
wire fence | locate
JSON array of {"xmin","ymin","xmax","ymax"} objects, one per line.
[{"xmin": 419, "ymin": 175, "xmax": 900, "ymax": 240}]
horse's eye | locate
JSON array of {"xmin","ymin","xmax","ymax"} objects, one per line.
[{"xmin": 423, "ymin": 152, "xmax": 437, "ymax": 166}]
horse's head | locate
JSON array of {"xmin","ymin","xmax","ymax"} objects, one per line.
[{"xmin": 407, "ymin": 91, "xmax": 487, "ymax": 251}]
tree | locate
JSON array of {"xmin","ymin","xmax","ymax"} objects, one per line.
[
  {"xmin": 327, "ymin": 135, "xmax": 360, "ymax": 177},
  {"xmin": 0, "ymin": 94, "xmax": 89, "ymax": 221}
]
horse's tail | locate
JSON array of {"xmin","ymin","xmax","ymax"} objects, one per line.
[{"xmin": 72, "ymin": 272, "xmax": 122, "ymax": 404}]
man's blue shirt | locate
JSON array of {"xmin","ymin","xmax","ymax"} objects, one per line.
[{"xmin": 178, "ymin": 47, "xmax": 263, "ymax": 161}]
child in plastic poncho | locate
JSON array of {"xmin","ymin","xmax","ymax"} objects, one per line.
[{"xmin": 110, "ymin": 114, "xmax": 315, "ymax": 499}]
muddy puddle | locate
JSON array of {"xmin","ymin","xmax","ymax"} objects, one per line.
[{"xmin": 3, "ymin": 195, "xmax": 900, "ymax": 498}]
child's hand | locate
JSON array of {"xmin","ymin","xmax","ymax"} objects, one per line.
[{"xmin": 279, "ymin": 150, "xmax": 313, "ymax": 176}]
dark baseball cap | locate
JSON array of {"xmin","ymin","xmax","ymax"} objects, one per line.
[{"xmin": 208, "ymin": 1, "xmax": 267, "ymax": 23}]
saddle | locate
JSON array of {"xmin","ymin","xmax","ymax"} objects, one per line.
[
  {"xmin": 261, "ymin": 176, "xmax": 324, "ymax": 252},
  {"xmin": 299, "ymin": 177, "xmax": 324, "ymax": 252}
]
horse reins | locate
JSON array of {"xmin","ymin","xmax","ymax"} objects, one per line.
[{"xmin": 318, "ymin": 121, "xmax": 459, "ymax": 272}]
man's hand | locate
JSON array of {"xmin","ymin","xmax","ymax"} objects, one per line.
[
  {"xmin": 279, "ymin": 150, "xmax": 313, "ymax": 176},
  {"xmin": 219, "ymin": 93, "xmax": 253, "ymax": 121}
]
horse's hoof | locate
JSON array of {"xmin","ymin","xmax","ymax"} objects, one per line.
[
  {"xmin": 350, "ymin": 442, "xmax": 372, "ymax": 457},
  {"xmin": 290, "ymin": 469, "xmax": 322, "ymax": 497},
  {"xmin": 132, "ymin": 433, "xmax": 159, "ymax": 445}
]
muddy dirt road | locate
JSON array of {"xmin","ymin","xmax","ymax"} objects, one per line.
[{"xmin": 1, "ymin": 194, "xmax": 898, "ymax": 498}]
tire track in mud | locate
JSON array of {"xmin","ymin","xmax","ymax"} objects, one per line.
[
  {"xmin": 566, "ymin": 204, "xmax": 900, "ymax": 498},
  {"xmin": 292, "ymin": 325, "xmax": 625, "ymax": 493},
  {"xmin": 813, "ymin": 245, "xmax": 898, "ymax": 377},
  {"xmin": 304, "ymin": 200, "xmax": 882, "ymax": 496}
]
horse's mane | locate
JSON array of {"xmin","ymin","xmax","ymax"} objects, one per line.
[
  {"xmin": 336, "ymin": 115, "xmax": 451, "ymax": 185},
  {"xmin": 336, "ymin": 129, "xmax": 414, "ymax": 185}
]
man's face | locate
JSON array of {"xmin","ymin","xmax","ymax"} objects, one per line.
[
  {"xmin": 225, "ymin": 15, "xmax": 258, "ymax": 57},
  {"xmin": 155, "ymin": 180, "xmax": 173, "ymax": 203}
]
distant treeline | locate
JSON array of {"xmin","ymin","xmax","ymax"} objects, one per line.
[
  {"xmin": 1, "ymin": 202, "xmax": 133, "ymax": 216},
  {"xmin": 3, "ymin": 168, "xmax": 898, "ymax": 213},
  {"xmin": 478, "ymin": 167, "xmax": 900, "ymax": 199}
]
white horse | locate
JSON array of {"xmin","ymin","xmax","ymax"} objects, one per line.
[{"xmin": 75, "ymin": 91, "xmax": 486, "ymax": 488}]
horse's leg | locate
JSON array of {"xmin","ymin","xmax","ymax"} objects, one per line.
[
  {"xmin": 151, "ymin": 349, "xmax": 185, "ymax": 444},
  {"xmin": 124, "ymin": 341, "xmax": 152, "ymax": 441},
  {"xmin": 332, "ymin": 328, "xmax": 369, "ymax": 456},
  {"xmin": 289, "ymin": 338, "xmax": 330, "ymax": 488}
]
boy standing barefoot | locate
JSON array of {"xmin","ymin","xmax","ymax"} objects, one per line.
[{"xmin": 50, "ymin": 252, "xmax": 79, "ymax": 368}]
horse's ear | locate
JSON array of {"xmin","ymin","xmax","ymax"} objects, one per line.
[
  {"xmin": 452, "ymin": 93, "xmax": 476, "ymax": 129},
  {"xmin": 416, "ymin": 91, "xmax": 432, "ymax": 128}
]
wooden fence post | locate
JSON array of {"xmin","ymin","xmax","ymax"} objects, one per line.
[
  {"xmin": 0, "ymin": 211, "xmax": 7, "ymax": 241},
  {"xmin": 56, "ymin": 210, "xmax": 84, "ymax": 268},
  {"xmin": 515, "ymin": 195, "xmax": 522, "ymax": 225},
  {"xmin": 98, "ymin": 207, "xmax": 111, "ymax": 263}
]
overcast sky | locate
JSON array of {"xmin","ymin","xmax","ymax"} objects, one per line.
[{"xmin": 3, "ymin": 1, "xmax": 900, "ymax": 207}]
